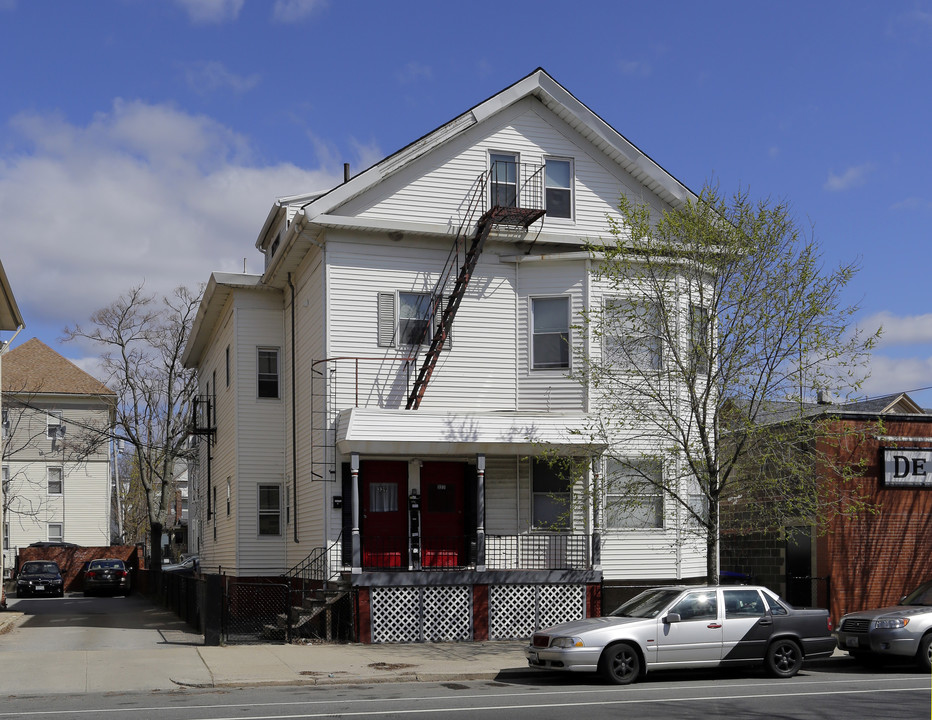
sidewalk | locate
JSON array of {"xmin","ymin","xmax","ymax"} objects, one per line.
[
  {"xmin": 0, "ymin": 609, "xmax": 852, "ymax": 695},
  {"xmin": 0, "ymin": 610, "xmax": 532, "ymax": 694}
]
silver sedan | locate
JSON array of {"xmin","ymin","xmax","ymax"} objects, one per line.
[{"xmin": 526, "ymin": 585, "xmax": 835, "ymax": 684}]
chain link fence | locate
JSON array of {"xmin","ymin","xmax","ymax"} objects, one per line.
[{"xmin": 223, "ymin": 581, "xmax": 292, "ymax": 645}]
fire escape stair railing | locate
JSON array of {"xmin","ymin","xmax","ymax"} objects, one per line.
[{"xmin": 406, "ymin": 200, "xmax": 545, "ymax": 410}]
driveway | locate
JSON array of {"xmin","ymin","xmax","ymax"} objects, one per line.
[{"xmin": 0, "ymin": 591, "xmax": 203, "ymax": 652}]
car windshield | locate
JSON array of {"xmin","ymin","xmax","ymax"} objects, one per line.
[
  {"xmin": 610, "ymin": 588, "xmax": 683, "ymax": 618},
  {"xmin": 902, "ymin": 582, "xmax": 932, "ymax": 606},
  {"xmin": 23, "ymin": 562, "xmax": 59, "ymax": 574}
]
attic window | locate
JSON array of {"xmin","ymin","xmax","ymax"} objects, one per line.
[
  {"xmin": 490, "ymin": 152, "xmax": 518, "ymax": 208},
  {"xmin": 265, "ymin": 231, "xmax": 282, "ymax": 270},
  {"xmin": 545, "ymin": 158, "xmax": 573, "ymax": 219}
]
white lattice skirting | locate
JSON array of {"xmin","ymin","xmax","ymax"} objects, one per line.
[
  {"xmin": 489, "ymin": 584, "xmax": 586, "ymax": 640},
  {"xmin": 371, "ymin": 585, "xmax": 472, "ymax": 643},
  {"xmin": 369, "ymin": 583, "xmax": 587, "ymax": 643}
]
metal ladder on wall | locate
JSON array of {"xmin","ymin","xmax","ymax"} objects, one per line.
[{"xmin": 405, "ymin": 163, "xmax": 546, "ymax": 410}]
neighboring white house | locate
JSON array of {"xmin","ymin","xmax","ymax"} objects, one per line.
[
  {"xmin": 1, "ymin": 338, "xmax": 116, "ymax": 573},
  {"xmin": 0, "ymin": 258, "xmax": 25, "ymax": 585},
  {"xmin": 182, "ymin": 68, "xmax": 707, "ymax": 642}
]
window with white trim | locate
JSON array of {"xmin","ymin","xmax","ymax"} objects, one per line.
[
  {"xmin": 531, "ymin": 296, "xmax": 570, "ymax": 370},
  {"xmin": 532, "ymin": 458, "xmax": 572, "ymax": 530},
  {"xmin": 48, "ymin": 523, "xmax": 63, "ymax": 543},
  {"xmin": 605, "ymin": 458, "xmax": 663, "ymax": 529},
  {"xmin": 689, "ymin": 303, "xmax": 711, "ymax": 376},
  {"xmin": 398, "ymin": 292, "xmax": 431, "ymax": 346},
  {"xmin": 257, "ymin": 348, "xmax": 280, "ymax": 399},
  {"xmin": 603, "ymin": 297, "xmax": 662, "ymax": 371},
  {"xmin": 46, "ymin": 411, "xmax": 63, "ymax": 440},
  {"xmin": 377, "ymin": 292, "xmax": 450, "ymax": 349},
  {"xmin": 258, "ymin": 484, "xmax": 282, "ymax": 536},
  {"xmin": 1, "ymin": 409, "xmax": 9, "ymax": 438},
  {"xmin": 490, "ymin": 152, "xmax": 518, "ymax": 208},
  {"xmin": 545, "ymin": 158, "xmax": 573, "ymax": 219},
  {"xmin": 47, "ymin": 467, "xmax": 63, "ymax": 495}
]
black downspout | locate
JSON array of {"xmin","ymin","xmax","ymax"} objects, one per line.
[{"xmin": 289, "ymin": 273, "xmax": 298, "ymax": 543}]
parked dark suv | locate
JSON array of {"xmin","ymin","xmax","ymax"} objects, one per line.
[{"xmin": 15, "ymin": 560, "xmax": 65, "ymax": 597}]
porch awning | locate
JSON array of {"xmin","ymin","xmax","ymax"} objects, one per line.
[{"xmin": 335, "ymin": 408, "xmax": 604, "ymax": 457}]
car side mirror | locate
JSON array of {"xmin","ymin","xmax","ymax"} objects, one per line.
[
  {"xmin": 898, "ymin": 596, "xmax": 907, "ymax": 604},
  {"xmin": 663, "ymin": 612, "xmax": 681, "ymax": 624}
]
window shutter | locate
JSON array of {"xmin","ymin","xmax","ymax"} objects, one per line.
[{"xmin": 377, "ymin": 292, "xmax": 395, "ymax": 347}]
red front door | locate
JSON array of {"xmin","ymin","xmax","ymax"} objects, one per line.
[
  {"xmin": 361, "ymin": 460, "xmax": 408, "ymax": 568},
  {"xmin": 420, "ymin": 461, "xmax": 465, "ymax": 567}
]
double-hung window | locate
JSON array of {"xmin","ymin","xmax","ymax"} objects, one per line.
[
  {"xmin": 604, "ymin": 458, "xmax": 663, "ymax": 529},
  {"xmin": 48, "ymin": 523, "xmax": 63, "ymax": 543},
  {"xmin": 531, "ymin": 296, "xmax": 570, "ymax": 370},
  {"xmin": 258, "ymin": 484, "xmax": 282, "ymax": 536},
  {"xmin": 545, "ymin": 158, "xmax": 572, "ymax": 219},
  {"xmin": 398, "ymin": 292, "xmax": 432, "ymax": 346},
  {"xmin": 532, "ymin": 458, "xmax": 572, "ymax": 530},
  {"xmin": 257, "ymin": 348, "xmax": 280, "ymax": 399},
  {"xmin": 603, "ymin": 297, "xmax": 662, "ymax": 371},
  {"xmin": 689, "ymin": 303, "xmax": 711, "ymax": 376},
  {"xmin": 46, "ymin": 411, "xmax": 63, "ymax": 440},
  {"xmin": 47, "ymin": 467, "xmax": 63, "ymax": 495},
  {"xmin": 490, "ymin": 152, "xmax": 518, "ymax": 208}
]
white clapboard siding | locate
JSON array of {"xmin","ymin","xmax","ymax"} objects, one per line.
[
  {"xmin": 515, "ymin": 259, "xmax": 586, "ymax": 411},
  {"xmin": 347, "ymin": 98, "xmax": 666, "ymax": 239},
  {"xmin": 325, "ymin": 234, "xmax": 518, "ymax": 412},
  {"xmin": 232, "ymin": 296, "xmax": 287, "ymax": 574}
]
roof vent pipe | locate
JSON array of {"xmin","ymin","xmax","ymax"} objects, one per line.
[{"xmin": 344, "ymin": 163, "xmax": 351, "ymax": 183}]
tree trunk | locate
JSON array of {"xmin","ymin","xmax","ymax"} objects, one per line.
[{"xmin": 150, "ymin": 520, "xmax": 163, "ymax": 571}]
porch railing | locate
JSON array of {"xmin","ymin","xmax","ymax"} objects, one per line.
[
  {"xmin": 485, "ymin": 534, "xmax": 589, "ymax": 570},
  {"xmin": 354, "ymin": 533, "xmax": 590, "ymax": 571}
]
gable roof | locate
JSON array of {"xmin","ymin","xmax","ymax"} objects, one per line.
[
  {"xmin": 2, "ymin": 338, "xmax": 115, "ymax": 397},
  {"xmin": 0, "ymin": 258, "xmax": 24, "ymax": 332},
  {"xmin": 256, "ymin": 68, "xmax": 697, "ymax": 251}
]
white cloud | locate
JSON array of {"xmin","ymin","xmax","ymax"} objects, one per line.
[
  {"xmin": 824, "ymin": 163, "xmax": 874, "ymax": 191},
  {"xmin": 857, "ymin": 354, "xmax": 932, "ymax": 400},
  {"xmin": 184, "ymin": 61, "xmax": 261, "ymax": 95},
  {"xmin": 272, "ymin": 0, "xmax": 326, "ymax": 23},
  {"xmin": 618, "ymin": 59, "xmax": 651, "ymax": 77},
  {"xmin": 0, "ymin": 100, "xmax": 342, "ymax": 345},
  {"xmin": 396, "ymin": 62, "xmax": 432, "ymax": 85},
  {"xmin": 891, "ymin": 196, "xmax": 932, "ymax": 211},
  {"xmin": 859, "ymin": 311, "xmax": 932, "ymax": 348},
  {"xmin": 175, "ymin": 0, "xmax": 244, "ymax": 24}
]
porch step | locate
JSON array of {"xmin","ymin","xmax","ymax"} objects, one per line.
[{"xmin": 261, "ymin": 588, "xmax": 351, "ymax": 642}]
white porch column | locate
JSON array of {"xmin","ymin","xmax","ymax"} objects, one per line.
[
  {"xmin": 476, "ymin": 453, "xmax": 486, "ymax": 571},
  {"xmin": 351, "ymin": 452, "xmax": 361, "ymax": 573},
  {"xmin": 592, "ymin": 456, "xmax": 602, "ymax": 571}
]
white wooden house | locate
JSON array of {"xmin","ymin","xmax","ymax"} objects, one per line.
[
  {"xmin": 0, "ymin": 258, "xmax": 25, "ymax": 584},
  {"xmin": 1, "ymin": 338, "xmax": 116, "ymax": 573},
  {"xmin": 183, "ymin": 69, "xmax": 707, "ymax": 642}
]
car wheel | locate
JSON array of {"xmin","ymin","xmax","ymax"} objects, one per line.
[
  {"xmin": 600, "ymin": 643, "xmax": 640, "ymax": 685},
  {"xmin": 917, "ymin": 634, "xmax": 932, "ymax": 673},
  {"xmin": 766, "ymin": 639, "xmax": 803, "ymax": 678}
]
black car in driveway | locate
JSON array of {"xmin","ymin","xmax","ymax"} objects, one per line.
[
  {"xmin": 15, "ymin": 560, "xmax": 65, "ymax": 597},
  {"xmin": 83, "ymin": 558, "xmax": 132, "ymax": 596}
]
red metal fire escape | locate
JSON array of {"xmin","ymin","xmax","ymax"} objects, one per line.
[{"xmin": 405, "ymin": 163, "xmax": 545, "ymax": 410}]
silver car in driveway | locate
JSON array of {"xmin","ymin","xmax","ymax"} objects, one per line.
[
  {"xmin": 526, "ymin": 585, "xmax": 835, "ymax": 684},
  {"xmin": 834, "ymin": 579, "xmax": 932, "ymax": 671}
]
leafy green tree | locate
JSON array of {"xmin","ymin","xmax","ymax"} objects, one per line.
[{"xmin": 574, "ymin": 185, "xmax": 879, "ymax": 583}]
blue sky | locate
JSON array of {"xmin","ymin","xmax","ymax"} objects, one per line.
[{"xmin": 1, "ymin": 0, "xmax": 931, "ymax": 403}]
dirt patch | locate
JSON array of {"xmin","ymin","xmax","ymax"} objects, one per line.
[{"xmin": 367, "ymin": 662, "xmax": 417, "ymax": 671}]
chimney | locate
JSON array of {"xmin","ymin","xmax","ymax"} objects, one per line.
[{"xmin": 344, "ymin": 163, "xmax": 351, "ymax": 183}]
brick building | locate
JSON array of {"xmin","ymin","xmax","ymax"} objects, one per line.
[{"xmin": 722, "ymin": 392, "xmax": 932, "ymax": 622}]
